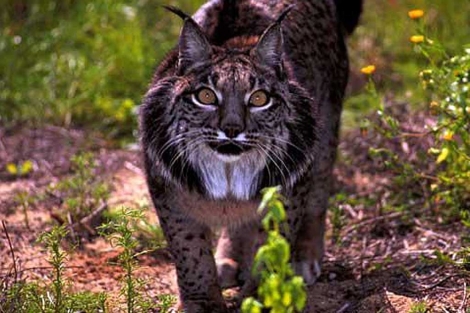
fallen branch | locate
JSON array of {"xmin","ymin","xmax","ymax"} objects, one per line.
[
  {"xmin": 70, "ymin": 202, "xmax": 108, "ymax": 235},
  {"xmin": 45, "ymin": 202, "xmax": 107, "ymax": 235},
  {"xmin": 410, "ymin": 273, "xmax": 466, "ymax": 292}
]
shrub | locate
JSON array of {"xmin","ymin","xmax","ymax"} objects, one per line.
[{"xmin": 361, "ymin": 8, "xmax": 469, "ymax": 267}]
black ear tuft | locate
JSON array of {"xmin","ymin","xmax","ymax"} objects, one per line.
[
  {"xmin": 275, "ymin": 4, "xmax": 295, "ymax": 24},
  {"xmin": 165, "ymin": 6, "xmax": 212, "ymax": 74},
  {"xmin": 163, "ymin": 5, "xmax": 192, "ymax": 20},
  {"xmin": 334, "ymin": 0, "xmax": 363, "ymax": 34}
]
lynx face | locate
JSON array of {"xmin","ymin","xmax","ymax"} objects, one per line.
[
  {"xmin": 142, "ymin": 17, "xmax": 318, "ymax": 200},
  {"xmin": 174, "ymin": 59, "xmax": 293, "ymax": 199}
]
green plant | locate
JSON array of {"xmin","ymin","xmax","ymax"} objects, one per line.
[
  {"xmin": 156, "ymin": 294, "xmax": 178, "ymax": 313},
  {"xmin": 38, "ymin": 226, "xmax": 69, "ymax": 312},
  {"xmin": 104, "ymin": 201, "xmax": 166, "ymax": 251},
  {"xmin": 1, "ymin": 281, "xmax": 108, "ymax": 313},
  {"xmin": 343, "ymin": 1, "xmax": 470, "ymax": 131},
  {"xmin": 408, "ymin": 11, "xmax": 470, "ymax": 263},
  {"xmin": 329, "ymin": 193, "xmax": 349, "ymax": 245},
  {"xmin": 457, "ymin": 247, "xmax": 470, "ymax": 271},
  {"xmin": 409, "ymin": 300, "xmax": 428, "ymax": 313},
  {"xmin": 412, "ymin": 31, "xmax": 470, "ymax": 219},
  {"xmin": 47, "ymin": 152, "xmax": 109, "ymax": 233},
  {"xmin": 360, "ymin": 8, "xmax": 470, "ymax": 266},
  {"xmin": 13, "ymin": 191, "xmax": 37, "ymax": 229},
  {"xmin": 242, "ymin": 187, "xmax": 307, "ymax": 313},
  {"xmin": 0, "ymin": 225, "xmax": 108, "ymax": 313},
  {"xmin": 99, "ymin": 207, "xmax": 153, "ymax": 313}
]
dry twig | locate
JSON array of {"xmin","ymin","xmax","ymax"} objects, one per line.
[
  {"xmin": 458, "ymin": 282, "xmax": 467, "ymax": 313},
  {"xmin": 343, "ymin": 211, "xmax": 405, "ymax": 234},
  {"xmin": 72, "ymin": 202, "xmax": 108, "ymax": 235},
  {"xmin": 336, "ymin": 302, "xmax": 350, "ymax": 313},
  {"xmin": 2, "ymin": 220, "xmax": 18, "ymax": 282},
  {"xmin": 410, "ymin": 274, "xmax": 464, "ymax": 292}
]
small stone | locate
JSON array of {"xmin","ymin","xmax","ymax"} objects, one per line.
[{"xmin": 328, "ymin": 272, "xmax": 337, "ymax": 280}]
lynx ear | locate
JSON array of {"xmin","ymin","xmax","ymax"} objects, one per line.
[
  {"xmin": 253, "ymin": 23, "xmax": 283, "ymax": 72},
  {"xmin": 164, "ymin": 5, "xmax": 212, "ymax": 74},
  {"xmin": 252, "ymin": 5, "xmax": 293, "ymax": 75},
  {"xmin": 178, "ymin": 18, "xmax": 212, "ymax": 73}
]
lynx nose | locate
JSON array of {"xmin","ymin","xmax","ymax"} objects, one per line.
[{"xmin": 221, "ymin": 124, "xmax": 243, "ymax": 139}]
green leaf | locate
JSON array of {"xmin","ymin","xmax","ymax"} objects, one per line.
[
  {"xmin": 273, "ymin": 238, "xmax": 290, "ymax": 265},
  {"xmin": 291, "ymin": 276, "xmax": 307, "ymax": 310},
  {"xmin": 271, "ymin": 200, "xmax": 286, "ymax": 223},
  {"xmin": 258, "ymin": 186, "xmax": 281, "ymax": 212},
  {"xmin": 281, "ymin": 286, "xmax": 293, "ymax": 307},
  {"xmin": 241, "ymin": 298, "xmax": 263, "ymax": 313}
]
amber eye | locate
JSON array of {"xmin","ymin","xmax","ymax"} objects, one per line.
[
  {"xmin": 195, "ymin": 88, "xmax": 217, "ymax": 105},
  {"xmin": 249, "ymin": 90, "xmax": 270, "ymax": 107}
]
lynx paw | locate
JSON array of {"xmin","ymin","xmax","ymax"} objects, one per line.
[
  {"xmin": 216, "ymin": 257, "xmax": 239, "ymax": 288},
  {"xmin": 293, "ymin": 259, "xmax": 321, "ymax": 286},
  {"xmin": 183, "ymin": 301, "xmax": 228, "ymax": 313}
]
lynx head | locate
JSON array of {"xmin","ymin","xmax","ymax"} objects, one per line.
[{"xmin": 140, "ymin": 8, "xmax": 319, "ymax": 200}]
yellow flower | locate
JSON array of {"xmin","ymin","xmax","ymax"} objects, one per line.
[
  {"xmin": 360, "ymin": 65, "xmax": 376, "ymax": 75},
  {"xmin": 408, "ymin": 9, "xmax": 424, "ymax": 19},
  {"xmin": 6, "ymin": 163, "xmax": 18, "ymax": 175},
  {"xmin": 429, "ymin": 101, "xmax": 439, "ymax": 115},
  {"xmin": 410, "ymin": 35, "xmax": 425, "ymax": 43},
  {"xmin": 442, "ymin": 132, "xmax": 453, "ymax": 141}
]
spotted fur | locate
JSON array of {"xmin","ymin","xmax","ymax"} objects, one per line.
[{"xmin": 140, "ymin": 0, "xmax": 362, "ymax": 311}]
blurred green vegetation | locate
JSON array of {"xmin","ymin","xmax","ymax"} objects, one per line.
[
  {"xmin": 1, "ymin": 0, "xmax": 469, "ymax": 138},
  {"xmin": 345, "ymin": 0, "xmax": 470, "ymax": 127},
  {"xmin": 0, "ymin": 0, "xmax": 204, "ymax": 138}
]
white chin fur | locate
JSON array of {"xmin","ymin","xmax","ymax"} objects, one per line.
[
  {"xmin": 190, "ymin": 148, "xmax": 265, "ymax": 200},
  {"xmin": 214, "ymin": 153, "xmax": 242, "ymax": 163}
]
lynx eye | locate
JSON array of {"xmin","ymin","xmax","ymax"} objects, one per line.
[
  {"xmin": 249, "ymin": 90, "xmax": 270, "ymax": 107},
  {"xmin": 195, "ymin": 88, "xmax": 217, "ymax": 105}
]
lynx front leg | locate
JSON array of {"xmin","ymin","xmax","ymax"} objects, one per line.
[
  {"xmin": 215, "ymin": 222, "xmax": 269, "ymax": 311},
  {"xmin": 156, "ymin": 204, "xmax": 227, "ymax": 313},
  {"xmin": 215, "ymin": 228, "xmax": 242, "ymax": 289},
  {"xmin": 292, "ymin": 207, "xmax": 326, "ymax": 285},
  {"xmin": 215, "ymin": 222, "xmax": 260, "ymax": 289},
  {"xmin": 291, "ymin": 171, "xmax": 331, "ymax": 286}
]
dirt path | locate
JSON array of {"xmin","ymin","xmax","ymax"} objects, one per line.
[{"xmin": 0, "ymin": 125, "xmax": 468, "ymax": 312}]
